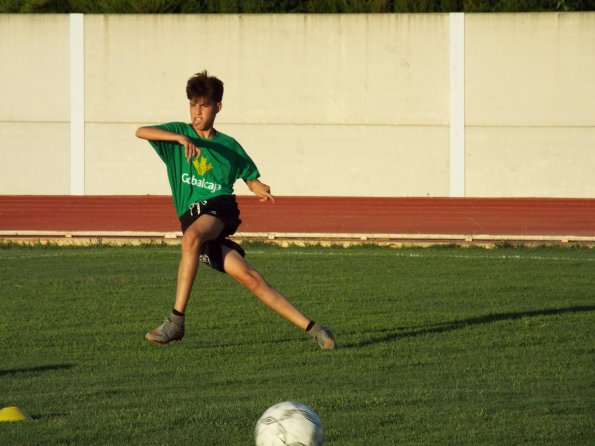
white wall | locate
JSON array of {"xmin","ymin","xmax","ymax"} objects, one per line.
[
  {"xmin": 0, "ymin": 15, "xmax": 71, "ymax": 194},
  {"xmin": 0, "ymin": 13, "xmax": 593, "ymax": 197},
  {"xmin": 465, "ymin": 13, "xmax": 595, "ymax": 197}
]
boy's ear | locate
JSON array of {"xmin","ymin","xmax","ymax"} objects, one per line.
[{"xmin": 216, "ymin": 102, "xmax": 223, "ymax": 113}]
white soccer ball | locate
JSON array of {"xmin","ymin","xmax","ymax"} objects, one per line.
[{"xmin": 254, "ymin": 401, "xmax": 324, "ymax": 446}]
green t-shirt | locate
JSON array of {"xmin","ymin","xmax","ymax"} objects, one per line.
[{"xmin": 149, "ymin": 122, "xmax": 260, "ymax": 217}]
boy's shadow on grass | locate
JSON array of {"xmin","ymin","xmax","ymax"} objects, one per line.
[
  {"xmin": 344, "ymin": 305, "xmax": 595, "ymax": 349},
  {"xmin": 0, "ymin": 363, "xmax": 75, "ymax": 377}
]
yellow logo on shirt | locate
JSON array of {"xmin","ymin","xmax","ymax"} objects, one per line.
[{"xmin": 192, "ymin": 156, "xmax": 213, "ymax": 176}]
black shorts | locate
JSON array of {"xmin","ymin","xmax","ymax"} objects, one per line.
[{"xmin": 179, "ymin": 195, "xmax": 245, "ymax": 273}]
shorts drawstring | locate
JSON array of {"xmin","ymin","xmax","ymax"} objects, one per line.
[{"xmin": 189, "ymin": 201, "xmax": 207, "ymax": 218}]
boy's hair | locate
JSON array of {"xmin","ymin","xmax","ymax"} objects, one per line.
[{"xmin": 186, "ymin": 70, "xmax": 224, "ymax": 103}]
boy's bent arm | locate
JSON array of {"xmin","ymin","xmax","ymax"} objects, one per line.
[
  {"xmin": 135, "ymin": 126, "xmax": 200, "ymax": 162},
  {"xmin": 135, "ymin": 126, "xmax": 184, "ymax": 142},
  {"xmin": 246, "ymin": 179, "xmax": 275, "ymax": 203}
]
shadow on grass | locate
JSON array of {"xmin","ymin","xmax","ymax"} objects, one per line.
[
  {"xmin": 0, "ymin": 363, "xmax": 75, "ymax": 377},
  {"xmin": 345, "ymin": 305, "xmax": 595, "ymax": 349}
]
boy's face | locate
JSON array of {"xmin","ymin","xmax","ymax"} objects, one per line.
[{"xmin": 189, "ymin": 97, "xmax": 221, "ymax": 131}]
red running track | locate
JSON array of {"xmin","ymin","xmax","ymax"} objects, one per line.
[{"xmin": 1, "ymin": 195, "xmax": 594, "ymax": 237}]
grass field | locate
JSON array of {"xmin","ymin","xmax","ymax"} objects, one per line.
[{"xmin": 0, "ymin": 242, "xmax": 593, "ymax": 445}]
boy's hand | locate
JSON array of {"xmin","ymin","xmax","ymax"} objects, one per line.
[
  {"xmin": 178, "ymin": 136, "xmax": 201, "ymax": 162},
  {"xmin": 246, "ymin": 179, "xmax": 275, "ymax": 203}
]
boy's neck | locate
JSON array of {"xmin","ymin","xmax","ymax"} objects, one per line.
[{"xmin": 192, "ymin": 126, "xmax": 216, "ymax": 139}]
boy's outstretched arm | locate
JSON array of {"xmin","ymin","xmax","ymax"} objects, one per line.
[
  {"xmin": 135, "ymin": 126, "xmax": 201, "ymax": 162},
  {"xmin": 246, "ymin": 179, "xmax": 275, "ymax": 203}
]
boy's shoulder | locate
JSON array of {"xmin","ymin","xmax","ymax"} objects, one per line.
[
  {"xmin": 214, "ymin": 130, "xmax": 241, "ymax": 147},
  {"xmin": 158, "ymin": 121, "xmax": 192, "ymax": 134}
]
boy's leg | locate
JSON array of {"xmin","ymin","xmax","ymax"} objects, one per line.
[
  {"xmin": 174, "ymin": 214, "xmax": 224, "ymax": 313},
  {"xmin": 145, "ymin": 214, "xmax": 224, "ymax": 344},
  {"xmin": 222, "ymin": 246, "xmax": 335, "ymax": 349}
]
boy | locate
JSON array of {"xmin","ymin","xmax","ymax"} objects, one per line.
[{"xmin": 135, "ymin": 70, "xmax": 335, "ymax": 350}]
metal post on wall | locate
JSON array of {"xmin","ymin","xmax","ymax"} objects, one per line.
[
  {"xmin": 449, "ymin": 12, "xmax": 465, "ymax": 198},
  {"xmin": 70, "ymin": 13, "xmax": 85, "ymax": 195}
]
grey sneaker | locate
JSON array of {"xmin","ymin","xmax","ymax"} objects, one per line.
[
  {"xmin": 313, "ymin": 326, "xmax": 336, "ymax": 350},
  {"xmin": 145, "ymin": 315, "xmax": 185, "ymax": 344}
]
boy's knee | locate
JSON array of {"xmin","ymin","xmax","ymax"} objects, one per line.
[
  {"xmin": 181, "ymin": 229, "xmax": 203, "ymax": 252},
  {"xmin": 237, "ymin": 268, "xmax": 266, "ymax": 292}
]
